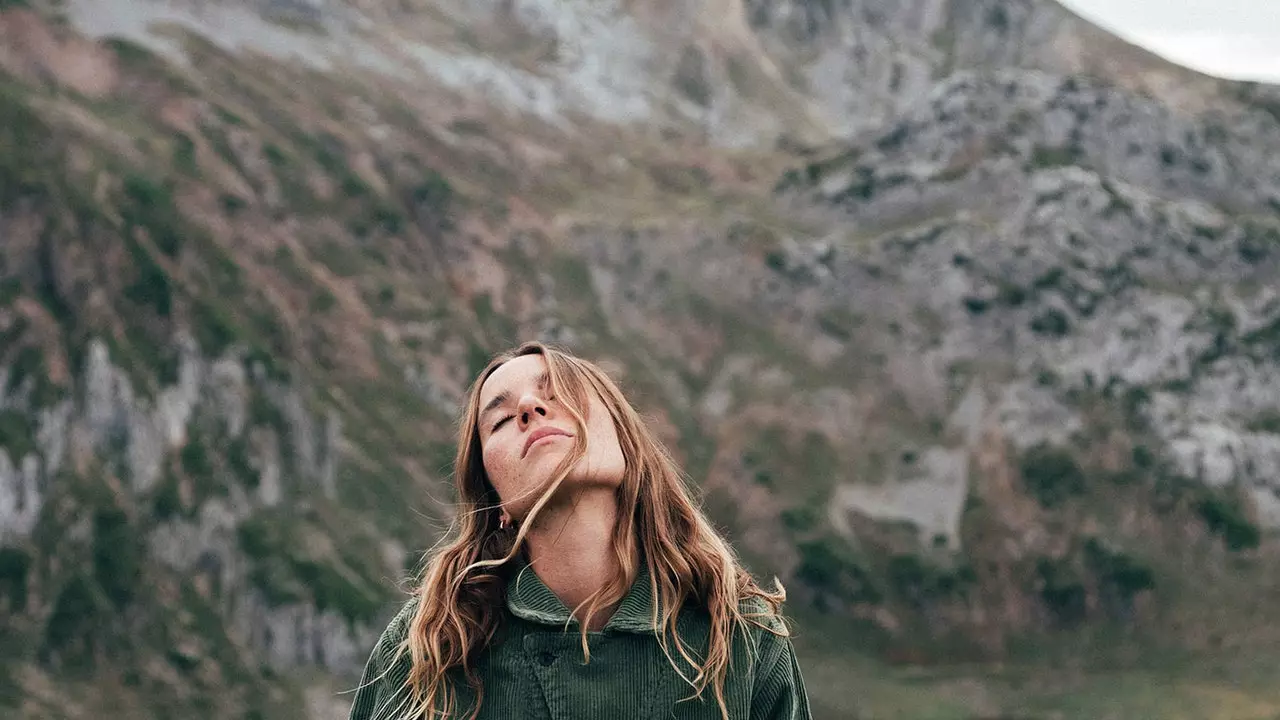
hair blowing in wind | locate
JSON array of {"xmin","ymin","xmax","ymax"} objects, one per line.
[{"xmin": 379, "ymin": 341, "xmax": 788, "ymax": 720}]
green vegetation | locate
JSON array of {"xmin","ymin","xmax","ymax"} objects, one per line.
[
  {"xmin": 219, "ymin": 193, "xmax": 247, "ymax": 215},
  {"xmin": 237, "ymin": 511, "xmax": 389, "ymax": 624},
  {"xmin": 1036, "ymin": 556, "xmax": 1087, "ymax": 625},
  {"xmin": 1239, "ymin": 219, "xmax": 1280, "ymax": 264},
  {"xmin": 191, "ymin": 299, "xmax": 242, "ymax": 355},
  {"xmin": 796, "ymin": 535, "xmax": 881, "ymax": 607},
  {"xmin": 815, "ymin": 306, "xmax": 860, "ymax": 340},
  {"xmin": 839, "ymin": 165, "xmax": 878, "ymax": 201},
  {"xmin": 1197, "ymin": 489, "xmax": 1261, "ymax": 551},
  {"xmin": 1031, "ymin": 145, "xmax": 1082, "ymax": 169},
  {"xmin": 672, "ymin": 45, "xmax": 711, "ymax": 107},
  {"xmin": 886, "ymin": 554, "xmax": 974, "ymax": 608},
  {"xmin": 121, "ymin": 175, "xmax": 185, "ymax": 256},
  {"xmin": 42, "ymin": 574, "xmax": 109, "ymax": 666},
  {"xmin": 121, "ymin": 251, "xmax": 172, "ymax": 317},
  {"xmin": 105, "ymin": 37, "xmax": 196, "ymax": 94},
  {"xmin": 150, "ymin": 470, "xmax": 184, "ymax": 520},
  {"xmin": 1019, "ymin": 443, "xmax": 1086, "ymax": 508},
  {"xmin": 780, "ymin": 504, "xmax": 820, "ymax": 533},
  {"xmin": 1030, "ymin": 307, "xmax": 1071, "ymax": 336},
  {"xmin": 0, "ymin": 546, "xmax": 31, "ymax": 612},
  {"xmin": 742, "ymin": 425, "xmax": 842, "ymax": 498},
  {"xmin": 1246, "ymin": 409, "xmax": 1280, "ymax": 434},
  {"xmin": 180, "ymin": 437, "xmax": 214, "ymax": 479},
  {"xmin": 0, "ymin": 277, "xmax": 20, "ymax": 307},
  {"xmin": 472, "ymin": 292, "xmax": 517, "ymax": 344},
  {"xmin": 0, "ymin": 410, "xmax": 36, "ymax": 459},
  {"xmin": 171, "ymin": 133, "xmax": 198, "ymax": 175},
  {"xmin": 92, "ymin": 508, "xmax": 143, "ymax": 608},
  {"xmin": 0, "ymin": 84, "xmax": 57, "ymax": 207},
  {"xmin": 1084, "ymin": 539, "xmax": 1155, "ymax": 606}
]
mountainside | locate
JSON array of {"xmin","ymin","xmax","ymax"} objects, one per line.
[{"xmin": 3, "ymin": 0, "xmax": 1280, "ymax": 718}]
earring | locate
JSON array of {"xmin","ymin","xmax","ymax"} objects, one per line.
[{"xmin": 499, "ymin": 513, "xmax": 511, "ymax": 530}]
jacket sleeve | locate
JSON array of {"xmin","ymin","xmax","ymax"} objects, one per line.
[
  {"xmin": 348, "ymin": 637, "xmax": 389, "ymax": 720},
  {"xmin": 750, "ymin": 634, "xmax": 813, "ymax": 720},
  {"xmin": 348, "ymin": 599, "xmax": 418, "ymax": 720}
]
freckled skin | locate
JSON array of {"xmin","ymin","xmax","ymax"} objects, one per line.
[{"xmin": 477, "ymin": 355, "xmax": 626, "ymax": 522}]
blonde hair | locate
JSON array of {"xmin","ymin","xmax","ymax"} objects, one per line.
[{"xmin": 396, "ymin": 341, "xmax": 786, "ymax": 719}]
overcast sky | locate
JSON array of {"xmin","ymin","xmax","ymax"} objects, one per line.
[{"xmin": 1058, "ymin": 0, "xmax": 1280, "ymax": 83}]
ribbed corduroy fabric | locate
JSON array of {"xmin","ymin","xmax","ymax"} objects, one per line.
[{"xmin": 347, "ymin": 562, "xmax": 812, "ymax": 720}]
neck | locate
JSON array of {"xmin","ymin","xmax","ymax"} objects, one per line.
[{"xmin": 523, "ymin": 487, "xmax": 631, "ymax": 631}]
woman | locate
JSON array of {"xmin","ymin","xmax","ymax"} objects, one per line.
[{"xmin": 348, "ymin": 341, "xmax": 811, "ymax": 720}]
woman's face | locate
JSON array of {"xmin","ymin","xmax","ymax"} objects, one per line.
[{"xmin": 476, "ymin": 354, "xmax": 626, "ymax": 522}]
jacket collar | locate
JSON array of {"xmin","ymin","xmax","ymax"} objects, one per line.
[{"xmin": 505, "ymin": 560, "xmax": 657, "ymax": 633}]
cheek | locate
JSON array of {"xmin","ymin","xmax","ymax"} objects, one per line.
[
  {"xmin": 586, "ymin": 409, "xmax": 625, "ymax": 465},
  {"xmin": 481, "ymin": 441, "xmax": 513, "ymax": 492}
]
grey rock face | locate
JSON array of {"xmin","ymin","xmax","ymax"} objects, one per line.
[
  {"xmin": 236, "ymin": 591, "xmax": 379, "ymax": 671},
  {"xmin": 0, "ymin": 335, "xmax": 366, "ymax": 672},
  {"xmin": 778, "ymin": 65, "xmax": 1280, "ymax": 525},
  {"xmin": 746, "ymin": 0, "xmax": 1229, "ymax": 134}
]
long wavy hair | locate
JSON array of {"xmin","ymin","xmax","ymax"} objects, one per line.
[{"xmin": 393, "ymin": 341, "xmax": 787, "ymax": 719}]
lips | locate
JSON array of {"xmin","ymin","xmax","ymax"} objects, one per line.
[{"xmin": 522, "ymin": 426, "xmax": 572, "ymax": 458}]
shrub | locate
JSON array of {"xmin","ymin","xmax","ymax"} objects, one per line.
[
  {"xmin": 93, "ymin": 508, "xmax": 142, "ymax": 608},
  {"xmin": 180, "ymin": 437, "xmax": 213, "ymax": 478},
  {"xmin": 292, "ymin": 558, "xmax": 381, "ymax": 624},
  {"xmin": 1198, "ymin": 492, "xmax": 1260, "ymax": 551},
  {"xmin": 191, "ymin": 301, "xmax": 241, "ymax": 355},
  {"xmin": 1020, "ymin": 443, "xmax": 1086, "ymax": 508},
  {"xmin": 122, "ymin": 175, "xmax": 183, "ymax": 256},
  {"xmin": 1030, "ymin": 308, "xmax": 1071, "ymax": 336},
  {"xmin": 0, "ymin": 86, "xmax": 56, "ymax": 207},
  {"xmin": 42, "ymin": 574, "xmax": 107, "ymax": 665},
  {"xmin": 172, "ymin": 133, "xmax": 198, "ymax": 175},
  {"xmin": 887, "ymin": 554, "xmax": 973, "ymax": 606},
  {"xmin": 780, "ymin": 505, "xmax": 818, "ymax": 532},
  {"xmin": 963, "ymin": 296, "xmax": 990, "ymax": 315},
  {"xmin": 1084, "ymin": 538, "xmax": 1155, "ymax": 600},
  {"xmin": 1031, "ymin": 146, "xmax": 1080, "ymax": 168},
  {"xmin": 1036, "ymin": 558, "xmax": 1086, "ymax": 625},
  {"xmin": 0, "ymin": 546, "xmax": 31, "ymax": 611},
  {"xmin": 796, "ymin": 537, "xmax": 882, "ymax": 605},
  {"xmin": 411, "ymin": 172, "xmax": 452, "ymax": 211},
  {"xmin": 815, "ymin": 306, "xmax": 859, "ymax": 340},
  {"xmin": 0, "ymin": 277, "xmax": 21, "ymax": 307},
  {"xmin": 151, "ymin": 472, "xmax": 183, "ymax": 520},
  {"xmin": 123, "ymin": 235, "xmax": 172, "ymax": 317},
  {"xmin": 1246, "ymin": 409, "xmax": 1280, "ymax": 434}
]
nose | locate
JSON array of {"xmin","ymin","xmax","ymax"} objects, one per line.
[{"xmin": 516, "ymin": 392, "xmax": 550, "ymax": 428}]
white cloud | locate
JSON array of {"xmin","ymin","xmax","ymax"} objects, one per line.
[
  {"xmin": 1058, "ymin": 0, "xmax": 1280, "ymax": 83},
  {"xmin": 1130, "ymin": 29, "xmax": 1280, "ymax": 83}
]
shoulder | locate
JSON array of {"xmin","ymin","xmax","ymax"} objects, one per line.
[
  {"xmin": 735, "ymin": 594, "xmax": 792, "ymax": 663},
  {"xmin": 370, "ymin": 594, "xmax": 420, "ymax": 664}
]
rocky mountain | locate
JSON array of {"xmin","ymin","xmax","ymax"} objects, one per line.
[{"xmin": 2, "ymin": 0, "xmax": 1280, "ymax": 717}]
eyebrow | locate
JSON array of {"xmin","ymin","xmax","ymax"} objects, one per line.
[{"xmin": 481, "ymin": 371, "xmax": 550, "ymax": 419}]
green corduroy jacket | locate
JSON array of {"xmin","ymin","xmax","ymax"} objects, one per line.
[{"xmin": 347, "ymin": 563, "xmax": 813, "ymax": 720}]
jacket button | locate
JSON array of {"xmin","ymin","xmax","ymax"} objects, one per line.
[{"xmin": 537, "ymin": 651, "xmax": 555, "ymax": 667}]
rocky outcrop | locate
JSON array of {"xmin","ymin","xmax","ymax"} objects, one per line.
[
  {"xmin": 775, "ymin": 65, "xmax": 1280, "ymax": 528},
  {"xmin": 0, "ymin": 334, "xmax": 373, "ymax": 674}
]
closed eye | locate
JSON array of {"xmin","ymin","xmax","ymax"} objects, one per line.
[{"xmin": 492, "ymin": 415, "xmax": 513, "ymax": 432}]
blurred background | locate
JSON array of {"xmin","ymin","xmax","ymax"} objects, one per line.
[{"xmin": 1, "ymin": 0, "xmax": 1279, "ymax": 718}]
